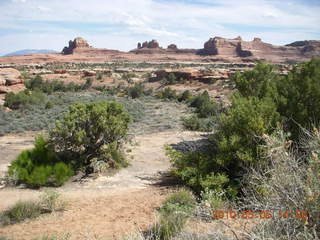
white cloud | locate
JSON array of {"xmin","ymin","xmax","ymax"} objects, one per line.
[{"xmin": 0, "ymin": 0, "xmax": 319, "ymax": 54}]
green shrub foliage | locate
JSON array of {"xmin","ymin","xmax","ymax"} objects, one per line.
[
  {"xmin": 25, "ymin": 75, "xmax": 92, "ymax": 94},
  {"xmin": 127, "ymin": 83, "xmax": 145, "ymax": 99},
  {"xmin": 149, "ymin": 189, "xmax": 195, "ymax": 240},
  {"xmin": 277, "ymin": 58, "xmax": 320, "ymax": 140},
  {"xmin": 157, "ymin": 87, "xmax": 178, "ymax": 100},
  {"xmin": 8, "ymin": 136, "xmax": 73, "ymax": 187},
  {"xmin": 232, "ymin": 61, "xmax": 279, "ymax": 99},
  {"xmin": 0, "ymin": 201, "xmax": 42, "ymax": 225},
  {"xmin": 49, "ymin": 101, "xmax": 130, "ymax": 171},
  {"xmin": 4, "ymin": 90, "xmax": 46, "ymax": 109},
  {"xmin": 215, "ymin": 95, "xmax": 280, "ymax": 164}
]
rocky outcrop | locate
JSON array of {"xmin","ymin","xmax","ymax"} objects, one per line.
[
  {"xmin": 286, "ymin": 40, "xmax": 320, "ymax": 58},
  {"xmin": 132, "ymin": 40, "xmax": 164, "ymax": 54},
  {"xmin": 132, "ymin": 40, "xmax": 198, "ymax": 54},
  {"xmin": 0, "ymin": 68, "xmax": 22, "ymax": 86},
  {"xmin": 62, "ymin": 37, "xmax": 91, "ymax": 54},
  {"xmin": 137, "ymin": 40, "xmax": 160, "ymax": 49},
  {"xmin": 154, "ymin": 68, "xmax": 232, "ymax": 83},
  {"xmin": 167, "ymin": 44, "xmax": 178, "ymax": 50},
  {"xmin": 200, "ymin": 36, "xmax": 320, "ymax": 60}
]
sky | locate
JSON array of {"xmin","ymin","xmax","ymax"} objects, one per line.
[{"xmin": 0, "ymin": 0, "xmax": 319, "ymax": 55}]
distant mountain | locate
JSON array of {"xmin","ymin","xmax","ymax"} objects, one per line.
[{"xmin": 2, "ymin": 49, "xmax": 58, "ymax": 57}]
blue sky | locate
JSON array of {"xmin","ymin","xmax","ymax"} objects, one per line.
[{"xmin": 0, "ymin": 0, "xmax": 319, "ymax": 55}]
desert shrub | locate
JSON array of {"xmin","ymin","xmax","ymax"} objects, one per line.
[
  {"xmin": 161, "ymin": 73, "xmax": 177, "ymax": 86},
  {"xmin": 233, "ymin": 59, "xmax": 320, "ymax": 143},
  {"xmin": 40, "ymin": 190, "xmax": 66, "ymax": 213},
  {"xmin": 0, "ymin": 190, "xmax": 65, "ymax": 226},
  {"xmin": 93, "ymin": 85, "xmax": 122, "ymax": 95},
  {"xmin": 277, "ymin": 58, "xmax": 320, "ymax": 141},
  {"xmin": 177, "ymin": 90, "xmax": 192, "ymax": 103},
  {"xmin": 167, "ymin": 146, "xmax": 230, "ymax": 194},
  {"xmin": 160, "ymin": 189, "xmax": 195, "ymax": 216},
  {"xmin": 25, "ymin": 75, "xmax": 92, "ymax": 94},
  {"xmin": 20, "ymin": 71, "xmax": 29, "ymax": 80},
  {"xmin": 122, "ymin": 73, "xmax": 136, "ymax": 83},
  {"xmin": 49, "ymin": 101, "xmax": 130, "ymax": 172},
  {"xmin": 182, "ymin": 115, "xmax": 215, "ymax": 132},
  {"xmin": 170, "ymin": 95, "xmax": 280, "ymax": 195},
  {"xmin": 157, "ymin": 88, "xmax": 178, "ymax": 100},
  {"xmin": 4, "ymin": 90, "xmax": 46, "ymax": 110},
  {"xmin": 200, "ymin": 188, "xmax": 226, "ymax": 210},
  {"xmin": 45, "ymin": 101, "xmax": 53, "ymax": 109},
  {"xmin": 161, "ymin": 73, "xmax": 187, "ymax": 86},
  {"xmin": 182, "ymin": 115, "xmax": 201, "ymax": 131},
  {"xmin": 96, "ymin": 72, "xmax": 103, "ymax": 80},
  {"xmin": 241, "ymin": 129, "xmax": 320, "ymax": 239},
  {"xmin": 25, "ymin": 75, "xmax": 43, "ymax": 89},
  {"xmin": 232, "ymin": 61, "xmax": 279, "ymax": 99},
  {"xmin": 0, "ymin": 201, "xmax": 41, "ymax": 225},
  {"xmin": 195, "ymin": 100, "xmax": 218, "ymax": 118},
  {"xmin": 189, "ymin": 91, "xmax": 210, "ymax": 109},
  {"xmin": 127, "ymin": 83, "xmax": 145, "ymax": 99},
  {"xmin": 148, "ymin": 190, "xmax": 196, "ymax": 240},
  {"xmin": 8, "ymin": 136, "xmax": 73, "ymax": 187},
  {"xmin": 215, "ymin": 95, "xmax": 280, "ymax": 165}
]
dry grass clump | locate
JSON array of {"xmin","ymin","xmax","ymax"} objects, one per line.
[
  {"xmin": 240, "ymin": 129, "xmax": 320, "ymax": 240},
  {"xmin": 0, "ymin": 190, "xmax": 66, "ymax": 226}
]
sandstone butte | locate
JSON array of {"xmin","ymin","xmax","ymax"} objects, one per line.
[{"xmin": 0, "ymin": 36, "xmax": 319, "ymax": 65}]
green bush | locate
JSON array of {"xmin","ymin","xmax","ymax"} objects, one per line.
[
  {"xmin": 242, "ymin": 129, "xmax": 320, "ymax": 239},
  {"xmin": 25, "ymin": 75, "xmax": 92, "ymax": 94},
  {"xmin": 25, "ymin": 75, "xmax": 43, "ymax": 89},
  {"xmin": 40, "ymin": 190, "xmax": 66, "ymax": 213},
  {"xmin": 160, "ymin": 189, "xmax": 195, "ymax": 216},
  {"xmin": 0, "ymin": 201, "xmax": 41, "ymax": 225},
  {"xmin": 170, "ymin": 95, "xmax": 280, "ymax": 195},
  {"xmin": 277, "ymin": 58, "xmax": 320, "ymax": 141},
  {"xmin": 49, "ymin": 101, "xmax": 130, "ymax": 172},
  {"xmin": 0, "ymin": 190, "xmax": 65, "ymax": 226},
  {"xmin": 149, "ymin": 189, "xmax": 195, "ymax": 240},
  {"xmin": 157, "ymin": 88, "xmax": 178, "ymax": 100},
  {"xmin": 182, "ymin": 115, "xmax": 215, "ymax": 132},
  {"xmin": 4, "ymin": 90, "xmax": 46, "ymax": 109},
  {"xmin": 169, "ymin": 59, "xmax": 320, "ymax": 198},
  {"xmin": 127, "ymin": 83, "xmax": 145, "ymax": 99},
  {"xmin": 196, "ymin": 100, "xmax": 218, "ymax": 118},
  {"xmin": 215, "ymin": 95, "xmax": 280, "ymax": 164},
  {"xmin": 177, "ymin": 90, "xmax": 192, "ymax": 102},
  {"xmin": 8, "ymin": 136, "xmax": 73, "ymax": 187},
  {"xmin": 232, "ymin": 61, "xmax": 279, "ymax": 99},
  {"xmin": 200, "ymin": 188, "xmax": 226, "ymax": 210},
  {"xmin": 122, "ymin": 73, "xmax": 136, "ymax": 83},
  {"xmin": 189, "ymin": 91, "xmax": 210, "ymax": 109}
]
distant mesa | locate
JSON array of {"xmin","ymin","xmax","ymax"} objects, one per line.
[
  {"xmin": 131, "ymin": 40, "xmax": 197, "ymax": 54},
  {"xmin": 1, "ymin": 35, "xmax": 319, "ymax": 64},
  {"xmin": 167, "ymin": 44, "xmax": 178, "ymax": 50},
  {"xmin": 62, "ymin": 37, "xmax": 92, "ymax": 54},
  {"xmin": 199, "ymin": 36, "xmax": 320, "ymax": 59},
  {"xmin": 137, "ymin": 40, "xmax": 160, "ymax": 49},
  {"xmin": 61, "ymin": 37, "xmax": 121, "ymax": 55},
  {"xmin": 3, "ymin": 49, "xmax": 57, "ymax": 57}
]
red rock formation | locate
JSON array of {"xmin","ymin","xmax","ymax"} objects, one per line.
[
  {"xmin": 200, "ymin": 36, "xmax": 320, "ymax": 60},
  {"xmin": 0, "ymin": 68, "xmax": 22, "ymax": 85},
  {"xmin": 136, "ymin": 40, "xmax": 160, "ymax": 49},
  {"xmin": 62, "ymin": 37, "xmax": 91, "ymax": 54},
  {"xmin": 167, "ymin": 44, "xmax": 178, "ymax": 50}
]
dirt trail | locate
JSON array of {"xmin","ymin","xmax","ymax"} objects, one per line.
[{"xmin": 0, "ymin": 130, "xmax": 203, "ymax": 240}]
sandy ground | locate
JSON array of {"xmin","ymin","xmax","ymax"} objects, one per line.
[{"xmin": 0, "ymin": 130, "xmax": 204, "ymax": 240}]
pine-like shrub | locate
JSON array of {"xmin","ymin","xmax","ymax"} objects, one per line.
[{"xmin": 8, "ymin": 136, "xmax": 73, "ymax": 187}]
